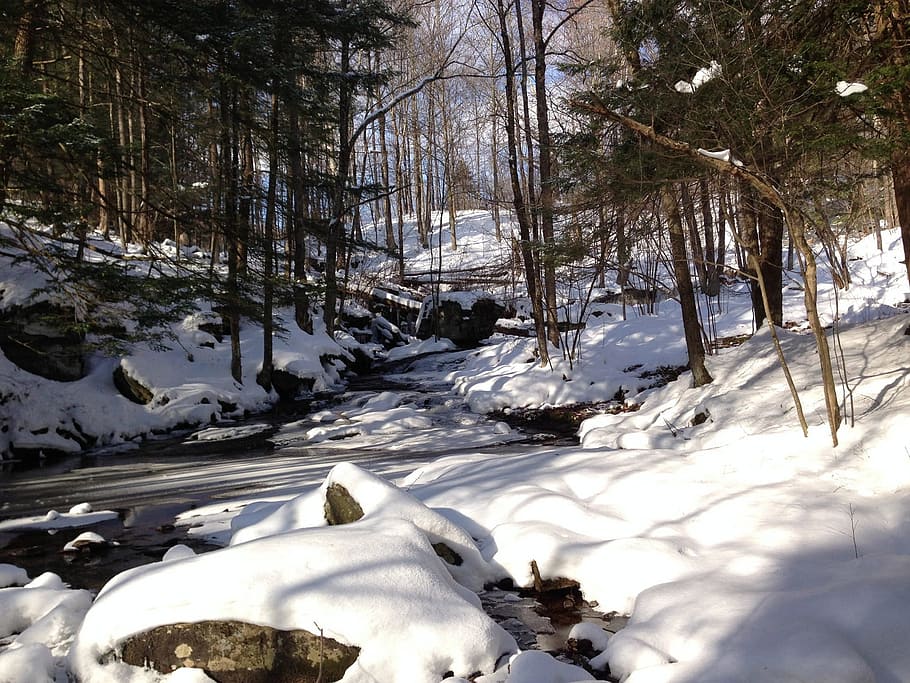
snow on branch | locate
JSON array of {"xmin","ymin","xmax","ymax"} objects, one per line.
[
  {"xmin": 674, "ymin": 61, "xmax": 721, "ymax": 94},
  {"xmin": 835, "ymin": 81, "xmax": 868, "ymax": 97}
]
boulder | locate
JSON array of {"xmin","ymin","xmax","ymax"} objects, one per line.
[
  {"xmin": 120, "ymin": 620, "xmax": 359, "ymax": 683},
  {"xmin": 370, "ymin": 316, "xmax": 407, "ymax": 349},
  {"xmin": 416, "ymin": 292, "xmax": 505, "ymax": 348},
  {"xmin": 324, "ymin": 483, "xmax": 365, "ymax": 525},
  {"xmin": 113, "ymin": 363, "xmax": 154, "ymax": 404},
  {"xmin": 270, "ymin": 369, "xmax": 316, "ymax": 401},
  {"xmin": 0, "ymin": 303, "xmax": 86, "ymax": 381}
]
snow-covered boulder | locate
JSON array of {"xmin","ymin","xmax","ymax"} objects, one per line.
[
  {"xmin": 70, "ymin": 518, "xmax": 516, "ymax": 683},
  {"xmin": 230, "ymin": 462, "xmax": 498, "ymax": 590}
]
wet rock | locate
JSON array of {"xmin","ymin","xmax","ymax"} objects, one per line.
[
  {"xmin": 113, "ymin": 364, "xmax": 154, "ymax": 405},
  {"xmin": 119, "ymin": 620, "xmax": 359, "ymax": 683}
]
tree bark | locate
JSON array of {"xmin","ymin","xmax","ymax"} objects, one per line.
[
  {"xmin": 532, "ymin": 0, "xmax": 560, "ymax": 348},
  {"xmin": 287, "ymin": 105, "xmax": 312, "ymax": 333},
  {"xmin": 496, "ymin": 0, "xmax": 550, "ymax": 366},
  {"xmin": 666, "ymin": 186, "xmax": 713, "ymax": 387},
  {"xmin": 892, "ymin": 150, "xmax": 910, "ymax": 288},
  {"xmin": 258, "ymin": 91, "xmax": 279, "ymax": 392}
]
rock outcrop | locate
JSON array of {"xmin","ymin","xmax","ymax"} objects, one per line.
[
  {"xmin": 0, "ymin": 303, "xmax": 86, "ymax": 381},
  {"xmin": 416, "ymin": 292, "xmax": 504, "ymax": 348}
]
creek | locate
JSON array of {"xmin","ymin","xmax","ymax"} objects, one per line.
[{"xmin": 0, "ymin": 349, "xmax": 616, "ymax": 673}]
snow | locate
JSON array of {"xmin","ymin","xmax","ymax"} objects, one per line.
[
  {"xmin": 2, "ymin": 212, "xmax": 910, "ymax": 683},
  {"xmin": 62, "ymin": 531, "xmax": 111, "ymax": 552},
  {"xmin": 674, "ymin": 60, "xmax": 721, "ymax": 93},
  {"xmin": 230, "ymin": 461, "xmax": 498, "ymax": 590},
  {"xmin": 468, "ymin": 650, "xmax": 594, "ymax": 682},
  {"xmin": 836, "ymin": 81, "xmax": 868, "ymax": 97},
  {"xmin": 0, "ymin": 574, "xmax": 92, "ymax": 683},
  {"xmin": 0, "ymin": 509, "xmax": 119, "ymax": 533}
]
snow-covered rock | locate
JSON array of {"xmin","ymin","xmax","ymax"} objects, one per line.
[{"xmin": 70, "ymin": 518, "xmax": 516, "ymax": 683}]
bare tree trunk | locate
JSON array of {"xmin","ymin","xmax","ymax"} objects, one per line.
[
  {"xmin": 532, "ymin": 0, "xmax": 560, "ymax": 348},
  {"xmin": 666, "ymin": 186, "xmax": 712, "ymax": 387},
  {"xmin": 13, "ymin": 0, "xmax": 46, "ymax": 74},
  {"xmin": 219, "ymin": 78, "xmax": 242, "ymax": 384},
  {"xmin": 412, "ymin": 100, "xmax": 428, "ymax": 248},
  {"xmin": 700, "ymin": 178, "xmax": 720, "ymax": 296},
  {"xmin": 392, "ymin": 116, "xmax": 406, "ymax": 279},
  {"xmin": 680, "ymin": 182, "xmax": 707, "ymax": 290},
  {"xmin": 258, "ymin": 91, "xmax": 279, "ymax": 392},
  {"xmin": 490, "ymin": 90, "xmax": 503, "ymax": 243},
  {"xmin": 137, "ymin": 60, "xmax": 152, "ymax": 242},
  {"xmin": 440, "ymin": 88, "xmax": 458, "ymax": 250},
  {"xmin": 378, "ymin": 109, "xmax": 396, "ymax": 251},
  {"xmin": 113, "ymin": 57, "xmax": 132, "ymax": 246},
  {"xmin": 287, "ymin": 104, "xmax": 312, "ymax": 333},
  {"xmin": 324, "ymin": 40, "xmax": 354, "ymax": 335},
  {"xmin": 496, "ymin": 0, "xmax": 549, "ymax": 366},
  {"xmin": 892, "ymin": 150, "xmax": 910, "ymax": 288}
]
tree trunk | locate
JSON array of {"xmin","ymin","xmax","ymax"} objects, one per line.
[
  {"xmin": 496, "ymin": 0, "xmax": 549, "ymax": 366},
  {"xmin": 379, "ymin": 109, "xmax": 396, "ymax": 251},
  {"xmin": 258, "ymin": 91, "xmax": 279, "ymax": 392},
  {"xmin": 892, "ymin": 149, "xmax": 910, "ymax": 288},
  {"xmin": 287, "ymin": 105, "xmax": 312, "ymax": 333},
  {"xmin": 324, "ymin": 40, "xmax": 354, "ymax": 335},
  {"xmin": 756, "ymin": 200, "xmax": 784, "ymax": 326},
  {"xmin": 13, "ymin": 0, "xmax": 46, "ymax": 75},
  {"xmin": 532, "ymin": 0, "xmax": 560, "ymax": 348},
  {"xmin": 680, "ymin": 182, "xmax": 708, "ymax": 291},
  {"xmin": 219, "ymin": 77, "xmax": 242, "ymax": 384},
  {"xmin": 666, "ymin": 186, "xmax": 713, "ymax": 387},
  {"xmin": 700, "ymin": 178, "xmax": 720, "ymax": 296}
]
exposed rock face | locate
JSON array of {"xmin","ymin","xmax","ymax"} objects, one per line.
[
  {"xmin": 270, "ymin": 369, "xmax": 317, "ymax": 401},
  {"xmin": 416, "ymin": 293, "xmax": 505, "ymax": 348},
  {"xmin": 119, "ymin": 620, "xmax": 360, "ymax": 683},
  {"xmin": 113, "ymin": 364, "xmax": 154, "ymax": 404},
  {"xmin": 0, "ymin": 303, "xmax": 86, "ymax": 381},
  {"xmin": 324, "ymin": 483, "xmax": 365, "ymax": 525}
]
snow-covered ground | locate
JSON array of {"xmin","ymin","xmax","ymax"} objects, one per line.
[{"xmin": 1, "ymin": 213, "xmax": 909, "ymax": 682}]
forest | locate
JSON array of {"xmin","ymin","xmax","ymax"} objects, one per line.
[
  {"xmin": 2, "ymin": 0, "xmax": 909, "ymax": 430},
  {"xmin": 4, "ymin": 3, "xmax": 910, "ymax": 682}
]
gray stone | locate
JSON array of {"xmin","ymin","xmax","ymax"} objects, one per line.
[
  {"xmin": 119, "ymin": 620, "xmax": 359, "ymax": 683},
  {"xmin": 416, "ymin": 294, "xmax": 505, "ymax": 348}
]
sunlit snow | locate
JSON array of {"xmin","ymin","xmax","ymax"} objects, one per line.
[{"xmin": 1, "ymin": 213, "xmax": 909, "ymax": 682}]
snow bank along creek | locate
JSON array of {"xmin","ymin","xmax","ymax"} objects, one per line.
[{"xmin": 0, "ymin": 351, "xmax": 619, "ymax": 664}]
